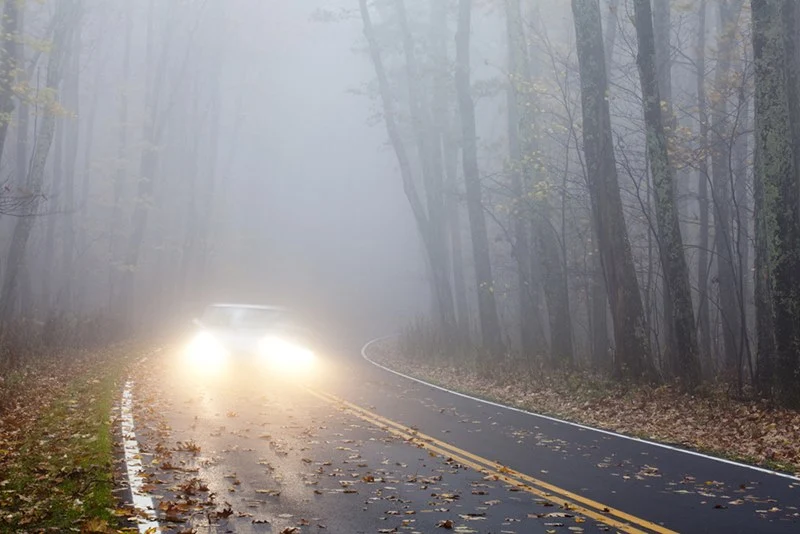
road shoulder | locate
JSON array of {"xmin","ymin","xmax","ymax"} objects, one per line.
[{"xmin": 362, "ymin": 336, "xmax": 800, "ymax": 479}]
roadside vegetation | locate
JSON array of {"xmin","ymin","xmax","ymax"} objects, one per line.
[
  {"xmin": 370, "ymin": 327, "xmax": 800, "ymax": 476},
  {"xmin": 0, "ymin": 329, "xmax": 146, "ymax": 533},
  {"xmin": 355, "ymin": 0, "xmax": 800, "ymax": 412}
]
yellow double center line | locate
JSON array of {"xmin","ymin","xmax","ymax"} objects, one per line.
[{"xmin": 307, "ymin": 388, "xmax": 676, "ymax": 534}]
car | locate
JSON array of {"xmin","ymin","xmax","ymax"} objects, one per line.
[{"xmin": 183, "ymin": 303, "xmax": 319, "ymax": 376}]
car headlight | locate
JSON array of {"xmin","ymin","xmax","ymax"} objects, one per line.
[
  {"xmin": 258, "ymin": 336, "xmax": 315, "ymax": 370},
  {"xmin": 184, "ymin": 331, "xmax": 229, "ymax": 369}
]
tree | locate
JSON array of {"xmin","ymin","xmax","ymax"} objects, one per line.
[
  {"xmin": 505, "ymin": 0, "xmax": 573, "ymax": 365},
  {"xmin": 571, "ymin": 0, "xmax": 656, "ymax": 381},
  {"xmin": 430, "ymin": 0, "xmax": 470, "ymax": 336},
  {"xmin": 751, "ymin": 0, "xmax": 800, "ymax": 406},
  {"xmin": 0, "ymin": 0, "xmax": 82, "ymax": 323},
  {"xmin": 393, "ymin": 0, "xmax": 456, "ymax": 336},
  {"xmin": 632, "ymin": 0, "xmax": 700, "ymax": 386},
  {"xmin": 109, "ymin": 0, "xmax": 133, "ymax": 312},
  {"xmin": 357, "ymin": 0, "xmax": 457, "ymax": 337},
  {"xmin": 455, "ymin": 0, "xmax": 503, "ymax": 355},
  {"xmin": 504, "ymin": 0, "xmax": 539, "ymax": 357},
  {"xmin": 711, "ymin": 0, "xmax": 746, "ymax": 375},
  {"xmin": 695, "ymin": 0, "xmax": 712, "ymax": 369}
]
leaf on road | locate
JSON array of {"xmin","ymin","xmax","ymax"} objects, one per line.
[{"xmin": 255, "ymin": 489, "xmax": 281, "ymax": 496}]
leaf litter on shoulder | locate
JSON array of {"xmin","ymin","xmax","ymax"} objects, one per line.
[{"xmin": 371, "ymin": 339, "xmax": 800, "ymax": 476}]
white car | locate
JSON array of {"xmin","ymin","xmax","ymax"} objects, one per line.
[{"xmin": 184, "ymin": 303, "xmax": 317, "ymax": 374}]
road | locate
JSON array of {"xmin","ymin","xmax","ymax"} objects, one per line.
[{"xmin": 124, "ymin": 339, "xmax": 800, "ymax": 533}]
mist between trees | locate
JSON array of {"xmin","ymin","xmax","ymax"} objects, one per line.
[{"xmin": 0, "ymin": 1, "xmax": 798, "ymax": 407}]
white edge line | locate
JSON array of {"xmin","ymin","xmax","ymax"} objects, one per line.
[
  {"xmin": 361, "ymin": 335, "xmax": 800, "ymax": 483},
  {"xmin": 121, "ymin": 380, "xmax": 160, "ymax": 533}
]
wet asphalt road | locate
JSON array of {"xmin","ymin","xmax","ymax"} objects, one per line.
[{"xmin": 127, "ymin": 340, "xmax": 800, "ymax": 533}]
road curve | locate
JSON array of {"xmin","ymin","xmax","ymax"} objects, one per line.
[{"xmin": 124, "ymin": 338, "xmax": 800, "ymax": 533}]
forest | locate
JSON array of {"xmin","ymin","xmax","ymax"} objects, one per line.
[
  {"xmin": 0, "ymin": 0, "xmax": 797, "ymax": 404},
  {"xmin": 353, "ymin": 0, "xmax": 800, "ymax": 408},
  {"xmin": 0, "ymin": 1, "xmax": 800, "ymax": 531}
]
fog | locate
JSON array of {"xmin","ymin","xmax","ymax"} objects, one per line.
[
  {"xmin": 0, "ymin": 0, "xmax": 436, "ymax": 341},
  {"xmin": 2, "ymin": 0, "xmax": 799, "ymax": 401},
  {"xmin": 209, "ymin": 1, "xmax": 427, "ymax": 336}
]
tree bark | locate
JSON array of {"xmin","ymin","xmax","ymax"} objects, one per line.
[
  {"xmin": 456, "ymin": 0, "xmax": 504, "ymax": 354},
  {"xmin": 0, "ymin": 0, "xmax": 82, "ymax": 323},
  {"xmin": 58, "ymin": 28, "xmax": 81, "ymax": 311},
  {"xmin": 633, "ymin": 0, "xmax": 701, "ymax": 386},
  {"xmin": 109, "ymin": 2, "xmax": 132, "ymax": 312},
  {"xmin": 358, "ymin": 0, "xmax": 457, "ymax": 338},
  {"xmin": 711, "ymin": 0, "xmax": 745, "ymax": 374},
  {"xmin": 751, "ymin": 0, "xmax": 800, "ymax": 406},
  {"xmin": 395, "ymin": 0, "xmax": 456, "ymax": 336},
  {"xmin": 430, "ymin": 0, "xmax": 470, "ymax": 338},
  {"xmin": 119, "ymin": 0, "xmax": 172, "ymax": 328},
  {"xmin": 505, "ymin": 0, "xmax": 539, "ymax": 356},
  {"xmin": 13, "ymin": 5, "xmax": 31, "ymax": 317},
  {"xmin": 695, "ymin": 0, "xmax": 712, "ymax": 372},
  {"xmin": 571, "ymin": 0, "xmax": 656, "ymax": 381},
  {"xmin": 652, "ymin": 0, "xmax": 677, "ymax": 362},
  {"xmin": 42, "ymin": 118, "xmax": 65, "ymax": 311},
  {"xmin": 603, "ymin": 0, "xmax": 619, "ymax": 70}
]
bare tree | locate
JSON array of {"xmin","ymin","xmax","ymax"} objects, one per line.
[
  {"xmin": 357, "ymin": 0, "xmax": 459, "ymax": 337},
  {"xmin": 711, "ymin": 0, "xmax": 746, "ymax": 375},
  {"xmin": 632, "ymin": 0, "xmax": 701, "ymax": 386},
  {"xmin": 393, "ymin": 0, "xmax": 456, "ymax": 336},
  {"xmin": 0, "ymin": 0, "xmax": 83, "ymax": 324},
  {"xmin": 752, "ymin": 0, "xmax": 800, "ymax": 406},
  {"xmin": 695, "ymin": 0, "xmax": 712, "ymax": 370},
  {"xmin": 455, "ymin": 0, "xmax": 503, "ymax": 355},
  {"xmin": 571, "ymin": 0, "xmax": 656, "ymax": 381}
]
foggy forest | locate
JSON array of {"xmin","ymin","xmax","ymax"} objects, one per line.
[
  {"xmin": 2, "ymin": 0, "xmax": 796, "ymax": 397},
  {"xmin": 1, "ymin": 0, "xmax": 800, "ymax": 531}
]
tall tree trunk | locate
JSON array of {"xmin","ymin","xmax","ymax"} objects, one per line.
[
  {"xmin": 109, "ymin": 2, "xmax": 132, "ymax": 313},
  {"xmin": 536, "ymin": 223, "xmax": 574, "ymax": 365},
  {"xmin": 711, "ymin": 0, "xmax": 746, "ymax": 374},
  {"xmin": 633, "ymin": 0, "xmax": 701, "ymax": 386},
  {"xmin": 752, "ymin": 0, "xmax": 800, "ymax": 406},
  {"xmin": 571, "ymin": 0, "xmax": 656, "ymax": 381},
  {"xmin": 591, "ymin": 0, "xmax": 619, "ymax": 368},
  {"xmin": 732, "ymin": 92, "xmax": 752, "ymax": 384},
  {"xmin": 119, "ymin": 0, "xmax": 171, "ymax": 328},
  {"xmin": 652, "ymin": 0, "xmax": 677, "ymax": 362},
  {"xmin": 456, "ymin": 0, "xmax": 503, "ymax": 354},
  {"xmin": 13, "ymin": 5, "xmax": 31, "ymax": 316},
  {"xmin": 695, "ymin": 0, "xmax": 712, "ymax": 372},
  {"xmin": 59, "ymin": 29, "xmax": 81, "ymax": 311},
  {"xmin": 42, "ymin": 119, "xmax": 65, "ymax": 311},
  {"xmin": 75, "ymin": 53, "xmax": 102, "ymax": 314},
  {"xmin": 0, "ymin": 0, "xmax": 82, "ymax": 323},
  {"xmin": 604, "ymin": 0, "xmax": 619, "ymax": 69},
  {"xmin": 445, "ymin": 146, "xmax": 470, "ymax": 338},
  {"xmin": 506, "ymin": 0, "xmax": 573, "ymax": 364},
  {"xmin": 430, "ymin": 0, "xmax": 467, "ymax": 337},
  {"xmin": 358, "ymin": 0, "xmax": 456, "ymax": 338},
  {"xmin": 394, "ymin": 0, "xmax": 456, "ymax": 336},
  {"xmin": 505, "ymin": 0, "xmax": 537, "ymax": 356}
]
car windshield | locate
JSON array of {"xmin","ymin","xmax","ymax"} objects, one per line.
[{"xmin": 201, "ymin": 305, "xmax": 287, "ymax": 330}]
